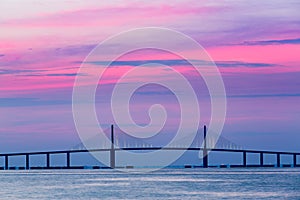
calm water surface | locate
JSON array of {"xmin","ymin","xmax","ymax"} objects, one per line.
[{"xmin": 0, "ymin": 168, "xmax": 299, "ymax": 199}]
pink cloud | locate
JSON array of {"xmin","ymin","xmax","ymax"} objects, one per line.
[
  {"xmin": 207, "ymin": 44, "xmax": 300, "ymax": 74},
  {"xmin": 2, "ymin": 4, "xmax": 223, "ymax": 28}
]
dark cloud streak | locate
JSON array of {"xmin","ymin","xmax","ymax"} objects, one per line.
[
  {"xmin": 241, "ymin": 38, "xmax": 300, "ymax": 46},
  {"xmin": 80, "ymin": 59, "xmax": 275, "ymax": 68},
  {"xmin": 228, "ymin": 93, "xmax": 300, "ymax": 98},
  {"xmin": 0, "ymin": 97, "xmax": 70, "ymax": 107}
]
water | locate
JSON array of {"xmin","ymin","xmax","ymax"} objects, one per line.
[{"xmin": 0, "ymin": 168, "xmax": 299, "ymax": 199}]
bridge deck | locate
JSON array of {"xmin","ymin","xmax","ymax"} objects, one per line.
[
  {"xmin": 1, "ymin": 125, "xmax": 299, "ymax": 170},
  {"xmin": 0, "ymin": 147, "xmax": 299, "ymax": 170}
]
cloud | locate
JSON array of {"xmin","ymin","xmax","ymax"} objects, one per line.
[
  {"xmin": 0, "ymin": 97, "xmax": 70, "ymax": 107},
  {"xmin": 0, "ymin": 69, "xmax": 45, "ymax": 75},
  {"xmin": 241, "ymin": 38, "xmax": 300, "ymax": 46},
  {"xmin": 135, "ymin": 91, "xmax": 175, "ymax": 96},
  {"xmin": 19, "ymin": 73, "xmax": 84, "ymax": 77},
  {"xmin": 0, "ymin": 54, "xmax": 5, "ymax": 57},
  {"xmin": 228, "ymin": 93, "xmax": 300, "ymax": 98},
  {"xmin": 215, "ymin": 61, "xmax": 273, "ymax": 68},
  {"xmin": 2, "ymin": 4, "xmax": 225, "ymax": 28},
  {"xmin": 80, "ymin": 59, "xmax": 191, "ymax": 67},
  {"xmin": 0, "ymin": 43, "xmax": 95, "ymax": 71},
  {"xmin": 55, "ymin": 44, "xmax": 97, "ymax": 56},
  {"xmin": 0, "ymin": 64, "xmax": 84, "ymax": 77},
  {"xmin": 45, "ymin": 73, "xmax": 81, "ymax": 77},
  {"xmin": 80, "ymin": 59, "xmax": 274, "ymax": 68}
]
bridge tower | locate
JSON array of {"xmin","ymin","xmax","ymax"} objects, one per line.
[
  {"xmin": 110, "ymin": 124, "xmax": 116, "ymax": 169},
  {"xmin": 203, "ymin": 125, "xmax": 208, "ymax": 168}
]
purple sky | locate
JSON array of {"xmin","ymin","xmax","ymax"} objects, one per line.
[{"xmin": 0, "ymin": 0, "xmax": 300, "ymax": 153}]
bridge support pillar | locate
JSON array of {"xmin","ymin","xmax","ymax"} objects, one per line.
[
  {"xmin": 260, "ymin": 152, "xmax": 264, "ymax": 167},
  {"xmin": 203, "ymin": 125, "xmax": 208, "ymax": 168},
  {"xmin": 243, "ymin": 152, "xmax": 247, "ymax": 167},
  {"xmin": 46, "ymin": 153, "xmax": 50, "ymax": 168},
  {"xmin": 293, "ymin": 154, "xmax": 297, "ymax": 166},
  {"xmin": 25, "ymin": 154, "xmax": 29, "ymax": 170},
  {"xmin": 5, "ymin": 156, "xmax": 8, "ymax": 170},
  {"xmin": 277, "ymin": 153, "xmax": 281, "ymax": 167},
  {"xmin": 110, "ymin": 124, "xmax": 116, "ymax": 169},
  {"xmin": 67, "ymin": 152, "xmax": 70, "ymax": 168}
]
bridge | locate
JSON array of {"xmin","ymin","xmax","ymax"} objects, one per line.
[{"xmin": 0, "ymin": 125, "xmax": 299, "ymax": 170}]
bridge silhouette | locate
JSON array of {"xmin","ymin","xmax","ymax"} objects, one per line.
[{"xmin": 0, "ymin": 125, "xmax": 299, "ymax": 170}]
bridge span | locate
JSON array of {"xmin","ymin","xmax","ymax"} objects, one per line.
[{"xmin": 1, "ymin": 125, "xmax": 299, "ymax": 170}]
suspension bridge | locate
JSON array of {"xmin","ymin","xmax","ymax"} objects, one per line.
[{"xmin": 0, "ymin": 125, "xmax": 299, "ymax": 170}]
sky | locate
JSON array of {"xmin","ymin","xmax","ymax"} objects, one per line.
[{"xmin": 0, "ymin": 0, "xmax": 300, "ymax": 155}]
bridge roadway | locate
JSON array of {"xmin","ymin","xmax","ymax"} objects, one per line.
[
  {"xmin": 0, "ymin": 125, "xmax": 299, "ymax": 169},
  {"xmin": 0, "ymin": 147, "xmax": 299, "ymax": 170}
]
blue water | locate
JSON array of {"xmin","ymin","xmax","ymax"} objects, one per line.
[{"xmin": 0, "ymin": 168, "xmax": 299, "ymax": 199}]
